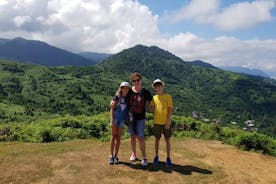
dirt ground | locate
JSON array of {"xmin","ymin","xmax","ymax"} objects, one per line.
[{"xmin": 0, "ymin": 137, "xmax": 276, "ymax": 184}]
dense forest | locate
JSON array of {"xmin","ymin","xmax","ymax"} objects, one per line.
[{"xmin": 0, "ymin": 45, "xmax": 276, "ymax": 136}]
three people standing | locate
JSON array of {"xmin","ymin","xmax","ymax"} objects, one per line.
[{"xmin": 108, "ymin": 73, "xmax": 173, "ymax": 167}]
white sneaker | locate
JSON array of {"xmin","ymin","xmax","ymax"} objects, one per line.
[
  {"xmin": 114, "ymin": 156, "xmax": 119, "ymax": 164},
  {"xmin": 108, "ymin": 155, "xmax": 113, "ymax": 165},
  {"xmin": 129, "ymin": 153, "xmax": 137, "ymax": 162},
  {"xmin": 141, "ymin": 158, "xmax": 148, "ymax": 166}
]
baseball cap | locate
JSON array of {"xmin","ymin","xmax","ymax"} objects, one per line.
[
  {"xmin": 120, "ymin": 81, "xmax": 130, "ymax": 88},
  {"xmin": 152, "ymin": 79, "xmax": 165, "ymax": 87}
]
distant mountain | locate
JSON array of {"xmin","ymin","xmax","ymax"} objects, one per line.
[
  {"xmin": 221, "ymin": 66, "xmax": 269, "ymax": 78},
  {"xmin": 78, "ymin": 52, "xmax": 113, "ymax": 63},
  {"xmin": 188, "ymin": 60, "xmax": 217, "ymax": 69},
  {"xmin": 101, "ymin": 44, "xmax": 190, "ymax": 83},
  {"xmin": 0, "ymin": 44, "xmax": 275, "ymax": 136},
  {"xmin": 0, "ymin": 37, "xmax": 97, "ymax": 66},
  {"xmin": 101, "ymin": 45, "xmax": 276, "ymax": 136},
  {"xmin": 0, "ymin": 38, "xmax": 9, "ymax": 45}
]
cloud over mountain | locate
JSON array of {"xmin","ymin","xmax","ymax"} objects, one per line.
[
  {"xmin": 0, "ymin": 0, "xmax": 276, "ymax": 75},
  {"xmin": 167, "ymin": 0, "xmax": 275, "ymax": 31}
]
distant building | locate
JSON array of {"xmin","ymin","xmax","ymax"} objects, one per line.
[
  {"xmin": 243, "ymin": 120, "xmax": 258, "ymax": 132},
  {"xmin": 202, "ymin": 118, "xmax": 210, "ymax": 122},
  {"xmin": 192, "ymin": 111, "xmax": 198, "ymax": 119}
]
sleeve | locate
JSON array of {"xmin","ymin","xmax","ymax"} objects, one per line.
[
  {"xmin": 150, "ymin": 98, "xmax": 155, "ymax": 107},
  {"xmin": 144, "ymin": 88, "xmax": 153, "ymax": 101}
]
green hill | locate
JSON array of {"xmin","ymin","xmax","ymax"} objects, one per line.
[
  {"xmin": 101, "ymin": 45, "xmax": 276, "ymax": 136},
  {"xmin": 0, "ymin": 44, "xmax": 275, "ymax": 136}
]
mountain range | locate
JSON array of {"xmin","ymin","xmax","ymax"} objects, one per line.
[
  {"xmin": 0, "ymin": 37, "xmax": 273, "ymax": 79},
  {"xmin": 220, "ymin": 66, "xmax": 269, "ymax": 78},
  {"xmin": 0, "ymin": 39, "xmax": 275, "ymax": 136},
  {"xmin": 0, "ymin": 37, "xmax": 97, "ymax": 66},
  {"xmin": 78, "ymin": 51, "xmax": 113, "ymax": 63}
]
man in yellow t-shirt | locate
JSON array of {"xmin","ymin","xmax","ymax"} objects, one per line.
[{"xmin": 150, "ymin": 79, "xmax": 173, "ymax": 167}]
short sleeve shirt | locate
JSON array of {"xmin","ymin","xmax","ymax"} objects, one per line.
[
  {"xmin": 128, "ymin": 88, "xmax": 153, "ymax": 120},
  {"xmin": 151, "ymin": 94, "xmax": 173, "ymax": 125}
]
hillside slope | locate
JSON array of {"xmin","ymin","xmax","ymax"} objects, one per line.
[
  {"xmin": 0, "ymin": 44, "xmax": 276, "ymax": 136},
  {"xmin": 1, "ymin": 137, "xmax": 275, "ymax": 184},
  {"xmin": 101, "ymin": 45, "xmax": 276, "ymax": 135},
  {"xmin": 0, "ymin": 37, "xmax": 97, "ymax": 66}
]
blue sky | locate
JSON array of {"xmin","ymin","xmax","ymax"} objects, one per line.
[
  {"xmin": 141, "ymin": 0, "xmax": 276, "ymax": 40},
  {"xmin": 0, "ymin": 0, "xmax": 276, "ymax": 77}
]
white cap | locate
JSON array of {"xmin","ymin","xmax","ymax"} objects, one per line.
[
  {"xmin": 152, "ymin": 79, "xmax": 165, "ymax": 87},
  {"xmin": 120, "ymin": 81, "xmax": 130, "ymax": 88}
]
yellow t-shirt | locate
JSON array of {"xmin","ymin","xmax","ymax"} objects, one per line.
[{"xmin": 151, "ymin": 94, "xmax": 173, "ymax": 125}]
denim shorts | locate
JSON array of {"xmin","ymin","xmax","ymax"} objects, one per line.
[
  {"xmin": 127, "ymin": 119, "xmax": 145, "ymax": 138},
  {"xmin": 110, "ymin": 119, "xmax": 124, "ymax": 128}
]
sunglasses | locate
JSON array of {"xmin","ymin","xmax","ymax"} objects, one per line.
[{"xmin": 132, "ymin": 78, "xmax": 141, "ymax": 83}]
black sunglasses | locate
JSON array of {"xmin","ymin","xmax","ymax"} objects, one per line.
[{"xmin": 132, "ymin": 78, "xmax": 141, "ymax": 83}]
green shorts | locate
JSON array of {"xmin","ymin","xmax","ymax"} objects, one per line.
[{"xmin": 153, "ymin": 124, "xmax": 172, "ymax": 139}]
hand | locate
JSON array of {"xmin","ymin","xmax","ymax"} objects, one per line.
[
  {"xmin": 165, "ymin": 123, "xmax": 170, "ymax": 130},
  {"xmin": 110, "ymin": 100, "xmax": 115, "ymax": 107}
]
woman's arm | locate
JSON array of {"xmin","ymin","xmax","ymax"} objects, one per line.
[{"xmin": 110, "ymin": 99, "xmax": 117, "ymax": 125}]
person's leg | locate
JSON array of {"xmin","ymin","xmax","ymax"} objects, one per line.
[
  {"xmin": 109, "ymin": 123, "xmax": 117, "ymax": 164},
  {"xmin": 164, "ymin": 127, "xmax": 172, "ymax": 158},
  {"xmin": 136, "ymin": 119, "xmax": 148, "ymax": 166},
  {"xmin": 138, "ymin": 137, "xmax": 146, "ymax": 158},
  {"xmin": 128, "ymin": 121, "xmax": 137, "ymax": 161},
  {"xmin": 165, "ymin": 137, "xmax": 171, "ymax": 158},
  {"xmin": 155, "ymin": 137, "xmax": 160, "ymax": 157},
  {"xmin": 110, "ymin": 124, "xmax": 117, "ymax": 156},
  {"xmin": 131, "ymin": 135, "xmax": 136, "ymax": 154},
  {"xmin": 136, "ymin": 119, "xmax": 146, "ymax": 156},
  {"xmin": 153, "ymin": 124, "xmax": 162, "ymax": 157},
  {"xmin": 153, "ymin": 124, "xmax": 162, "ymax": 165},
  {"xmin": 113, "ymin": 124, "xmax": 123, "ymax": 164},
  {"xmin": 114, "ymin": 126, "xmax": 123, "ymax": 157},
  {"xmin": 164, "ymin": 127, "xmax": 172, "ymax": 166}
]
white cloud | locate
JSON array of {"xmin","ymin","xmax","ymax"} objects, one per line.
[
  {"xmin": 0, "ymin": 0, "xmax": 276, "ymax": 75},
  {"xmin": 0, "ymin": 0, "xmax": 159, "ymax": 53},
  {"xmin": 13, "ymin": 16, "xmax": 32, "ymax": 27},
  {"xmin": 160, "ymin": 33, "xmax": 276, "ymax": 73},
  {"xmin": 211, "ymin": 1, "xmax": 276, "ymax": 31},
  {"xmin": 169, "ymin": 0, "xmax": 219, "ymax": 23},
  {"xmin": 0, "ymin": 0, "xmax": 8, "ymax": 6},
  {"xmin": 167, "ymin": 0, "xmax": 276, "ymax": 31}
]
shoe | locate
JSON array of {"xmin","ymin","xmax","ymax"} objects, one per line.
[
  {"xmin": 108, "ymin": 155, "xmax": 114, "ymax": 165},
  {"xmin": 141, "ymin": 158, "xmax": 148, "ymax": 166},
  {"xmin": 113, "ymin": 156, "xmax": 119, "ymax": 164},
  {"xmin": 166, "ymin": 157, "xmax": 172, "ymax": 167},
  {"xmin": 153, "ymin": 156, "xmax": 159, "ymax": 165},
  {"xmin": 129, "ymin": 153, "xmax": 137, "ymax": 162}
]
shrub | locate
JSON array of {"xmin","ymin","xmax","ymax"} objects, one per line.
[{"xmin": 234, "ymin": 132, "xmax": 276, "ymax": 156}]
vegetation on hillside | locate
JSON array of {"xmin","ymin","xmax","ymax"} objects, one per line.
[
  {"xmin": 0, "ymin": 113, "xmax": 275, "ymax": 156},
  {"xmin": 101, "ymin": 45, "xmax": 276, "ymax": 136},
  {"xmin": 0, "ymin": 44, "xmax": 275, "ymax": 137}
]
